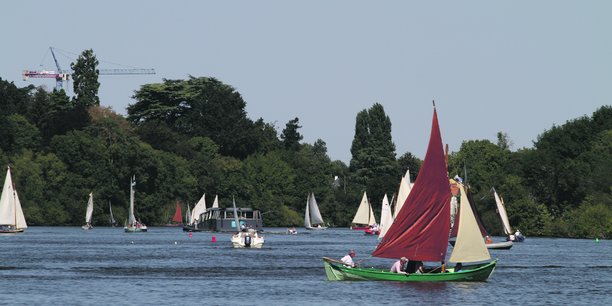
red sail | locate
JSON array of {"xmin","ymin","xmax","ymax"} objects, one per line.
[
  {"xmin": 171, "ymin": 200, "xmax": 183, "ymax": 223},
  {"xmin": 372, "ymin": 108, "xmax": 451, "ymax": 261}
]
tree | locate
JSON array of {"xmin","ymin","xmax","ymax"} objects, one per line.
[
  {"xmin": 71, "ymin": 49, "xmax": 100, "ymax": 107},
  {"xmin": 128, "ymin": 76, "xmax": 258, "ymax": 158},
  {"xmin": 496, "ymin": 131, "xmax": 513, "ymax": 150},
  {"xmin": 0, "ymin": 114, "xmax": 41, "ymax": 154},
  {"xmin": 280, "ymin": 117, "xmax": 303, "ymax": 150},
  {"xmin": 349, "ymin": 103, "xmax": 398, "ymax": 202},
  {"xmin": 0, "ymin": 78, "xmax": 33, "ymax": 118}
]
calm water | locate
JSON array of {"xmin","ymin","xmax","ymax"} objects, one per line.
[{"xmin": 0, "ymin": 227, "xmax": 610, "ymax": 305}]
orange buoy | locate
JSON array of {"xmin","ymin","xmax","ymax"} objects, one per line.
[{"xmin": 212, "ymin": 235, "xmax": 217, "ymax": 243}]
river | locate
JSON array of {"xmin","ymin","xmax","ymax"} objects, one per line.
[{"xmin": 0, "ymin": 227, "xmax": 609, "ymax": 305}]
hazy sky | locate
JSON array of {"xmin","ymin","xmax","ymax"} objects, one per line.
[{"xmin": 2, "ymin": 1, "xmax": 610, "ymax": 163}]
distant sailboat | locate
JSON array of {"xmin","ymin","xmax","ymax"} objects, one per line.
[
  {"xmin": 351, "ymin": 192, "xmax": 376, "ymax": 230},
  {"xmin": 82, "ymin": 192, "xmax": 94, "ymax": 230},
  {"xmin": 378, "ymin": 194, "xmax": 393, "ymax": 239},
  {"xmin": 109, "ymin": 200, "xmax": 118, "ymax": 227},
  {"xmin": 0, "ymin": 166, "xmax": 27, "ymax": 233},
  {"xmin": 493, "ymin": 187, "xmax": 525, "ymax": 242},
  {"xmin": 304, "ymin": 192, "xmax": 327, "ymax": 230},
  {"xmin": 165, "ymin": 200, "xmax": 183, "ymax": 227},
  {"xmin": 190, "ymin": 194, "xmax": 207, "ymax": 227},
  {"xmin": 124, "ymin": 175, "xmax": 147, "ymax": 232}
]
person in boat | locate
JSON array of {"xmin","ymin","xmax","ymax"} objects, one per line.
[
  {"xmin": 414, "ymin": 261, "xmax": 424, "ymax": 274},
  {"xmin": 514, "ymin": 229, "xmax": 524, "ymax": 241},
  {"xmin": 454, "ymin": 262, "xmax": 463, "ymax": 272},
  {"xmin": 485, "ymin": 235, "xmax": 493, "ymax": 244},
  {"xmin": 403, "ymin": 260, "xmax": 424, "ymax": 274},
  {"xmin": 390, "ymin": 257, "xmax": 409, "ymax": 274},
  {"xmin": 341, "ymin": 249, "xmax": 357, "ymax": 267}
]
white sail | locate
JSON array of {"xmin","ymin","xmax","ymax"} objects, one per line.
[
  {"xmin": 185, "ymin": 203, "xmax": 191, "ymax": 224},
  {"xmin": 352, "ymin": 192, "xmax": 375, "ymax": 225},
  {"xmin": 85, "ymin": 192, "xmax": 94, "ymax": 224},
  {"xmin": 393, "ymin": 169, "xmax": 412, "ymax": 218},
  {"xmin": 191, "ymin": 193, "xmax": 207, "ymax": 225},
  {"xmin": 449, "ymin": 183, "xmax": 491, "ymax": 263},
  {"xmin": 378, "ymin": 194, "xmax": 393, "ymax": 239},
  {"xmin": 308, "ymin": 193, "xmax": 325, "ymax": 226},
  {"xmin": 493, "ymin": 187, "xmax": 513, "ymax": 235},
  {"xmin": 14, "ymin": 190, "xmax": 27, "ymax": 229},
  {"xmin": 109, "ymin": 201, "xmax": 116, "ymax": 225},
  {"xmin": 0, "ymin": 167, "xmax": 16, "ymax": 225},
  {"xmin": 212, "ymin": 195, "xmax": 219, "ymax": 208},
  {"xmin": 128, "ymin": 176, "xmax": 136, "ymax": 225},
  {"xmin": 304, "ymin": 194, "xmax": 311, "ymax": 227}
]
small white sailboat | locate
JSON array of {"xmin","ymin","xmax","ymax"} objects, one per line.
[
  {"xmin": 82, "ymin": 192, "xmax": 94, "ymax": 230},
  {"xmin": 493, "ymin": 187, "xmax": 525, "ymax": 242},
  {"xmin": 109, "ymin": 200, "xmax": 118, "ymax": 227},
  {"xmin": 0, "ymin": 166, "xmax": 27, "ymax": 233},
  {"xmin": 124, "ymin": 175, "xmax": 147, "ymax": 233},
  {"xmin": 230, "ymin": 197, "xmax": 264, "ymax": 248},
  {"xmin": 351, "ymin": 191, "xmax": 376, "ymax": 230},
  {"xmin": 190, "ymin": 194, "xmax": 207, "ymax": 227},
  {"xmin": 304, "ymin": 192, "xmax": 327, "ymax": 230}
]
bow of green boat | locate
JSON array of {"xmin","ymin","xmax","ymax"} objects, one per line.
[{"xmin": 323, "ymin": 257, "xmax": 497, "ymax": 282}]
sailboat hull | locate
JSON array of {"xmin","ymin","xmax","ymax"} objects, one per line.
[
  {"xmin": 486, "ymin": 241, "xmax": 513, "ymax": 249},
  {"xmin": 305, "ymin": 226, "xmax": 328, "ymax": 230},
  {"xmin": 449, "ymin": 238, "xmax": 513, "ymax": 250},
  {"xmin": 323, "ymin": 258, "xmax": 497, "ymax": 282},
  {"xmin": 0, "ymin": 228, "xmax": 24, "ymax": 234}
]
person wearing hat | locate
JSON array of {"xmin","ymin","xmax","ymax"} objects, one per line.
[
  {"xmin": 390, "ymin": 257, "xmax": 409, "ymax": 274},
  {"xmin": 341, "ymin": 249, "xmax": 357, "ymax": 267}
]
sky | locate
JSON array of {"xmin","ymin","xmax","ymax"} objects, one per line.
[{"xmin": 2, "ymin": 1, "xmax": 610, "ymax": 163}]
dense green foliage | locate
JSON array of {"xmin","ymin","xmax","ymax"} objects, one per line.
[
  {"xmin": 71, "ymin": 49, "xmax": 100, "ymax": 108},
  {"xmin": 0, "ymin": 65, "xmax": 610, "ymax": 238}
]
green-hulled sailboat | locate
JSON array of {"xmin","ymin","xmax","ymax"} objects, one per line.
[{"xmin": 323, "ymin": 103, "xmax": 496, "ymax": 282}]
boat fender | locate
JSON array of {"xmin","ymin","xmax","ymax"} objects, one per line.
[{"xmin": 244, "ymin": 235, "xmax": 252, "ymax": 247}]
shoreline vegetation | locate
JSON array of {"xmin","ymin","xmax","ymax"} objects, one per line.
[{"xmin": 0, "ymin": 52, "xmax": 610, "ymax": 239}]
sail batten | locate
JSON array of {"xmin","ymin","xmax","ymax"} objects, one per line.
[{"xmin": 372, "ymin": 108, "xmax": 450, "ymax": 261}]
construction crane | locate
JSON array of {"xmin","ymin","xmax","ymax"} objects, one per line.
[{"xmin": 22, "ymin": 47, "xmax": 155, "ymax": 91}]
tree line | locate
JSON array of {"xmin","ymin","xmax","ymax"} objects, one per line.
[{"xmin": 0, "ymin": 49, "xmax": 610, "ymax": 238}]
